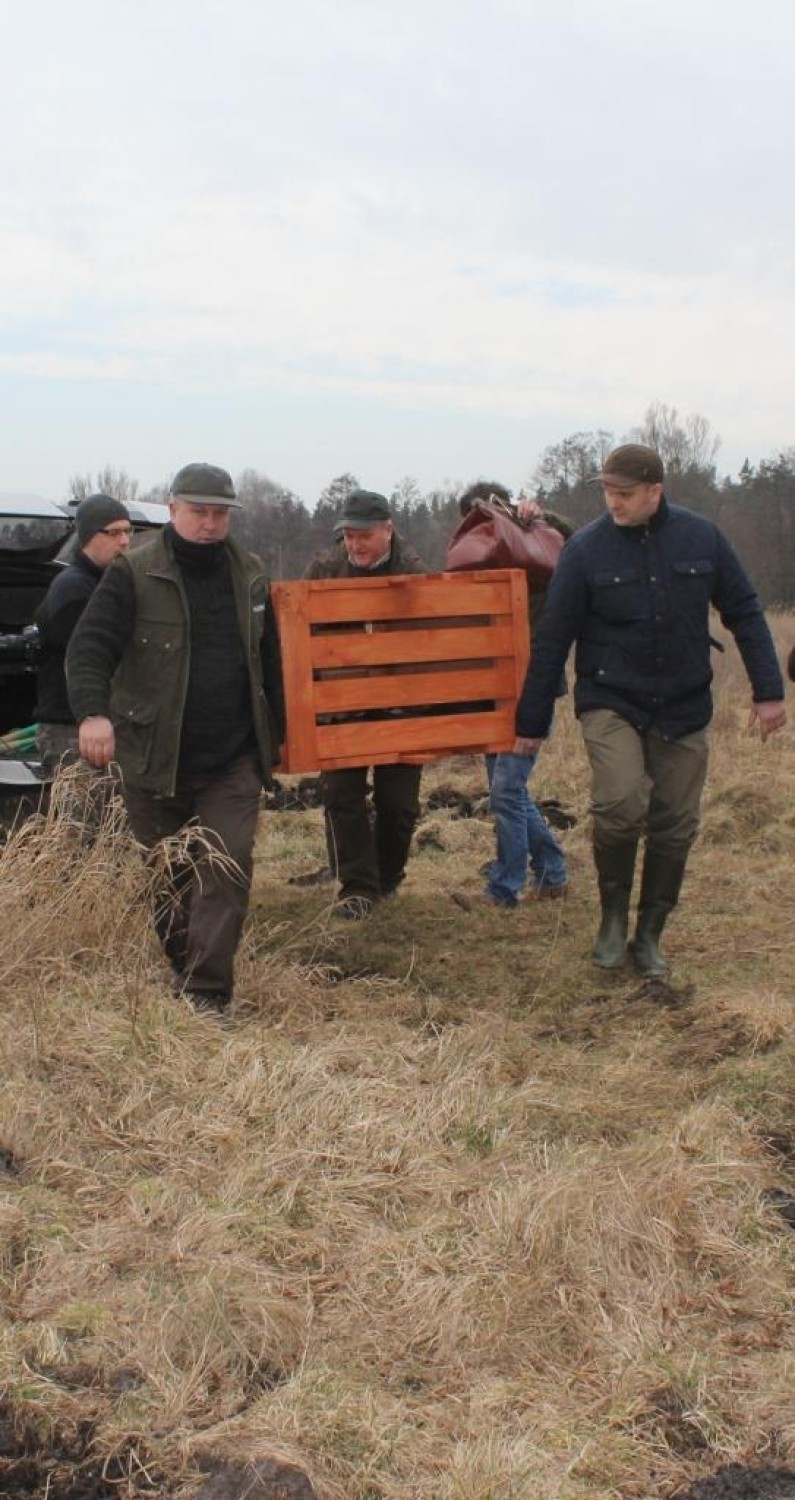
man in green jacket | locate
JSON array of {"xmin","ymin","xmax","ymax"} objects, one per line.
[
  {"xmin": 305, "ymin": 489, "xmax": 427, "ymax": 920},
  {"xmin": 67, "ymin": 462, "xmax": 284, "ymax": 1013}
]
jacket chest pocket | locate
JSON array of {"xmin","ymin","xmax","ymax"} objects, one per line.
[
  {"xmin": 592, "ymin": 568, "xmax": 645, "ymax": 622},
  {"xmin": 133, "ymin": 619, "xmax": 185, "ymax": 655},
  {"xmin": 671, "ymin": 558, "xmax": 714, "ymax": 604}
]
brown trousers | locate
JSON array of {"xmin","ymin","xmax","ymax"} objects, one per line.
[
  {"xmin": 580, "ymin": 709, "xmax": 709, "ymax": 855},
  {"xmin": 123, "ymin": 753, "xmax": 263, "ymax": 1001}
]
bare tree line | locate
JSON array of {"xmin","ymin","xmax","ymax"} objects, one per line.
[{"xmin": 67, "ymin": 403, "xmax": 795, "ymax": 603}]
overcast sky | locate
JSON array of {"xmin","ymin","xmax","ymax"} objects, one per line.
[{"xmin": 2, "ymin": 0, "xmax": 793, "ymax": 504}]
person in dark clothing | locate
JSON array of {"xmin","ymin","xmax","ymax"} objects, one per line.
[
  {"xmin": 304, "ymin": 489, "xmax": 427, "ymax": 920},
  {"xmin": 514, "ymin": 444, "xmax": 786, "ymax": 977},
  {"xmin": 66, "ymin": 462, "xmax": 284, "ymax": 1013},
  {"xmin": 34, "ymin": 492, "xmax": 132, "ymax": 777}
]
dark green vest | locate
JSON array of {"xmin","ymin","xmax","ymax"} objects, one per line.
[{"xmin": 111, "ymin": 531, "xmax": 275, "ymax": 795}]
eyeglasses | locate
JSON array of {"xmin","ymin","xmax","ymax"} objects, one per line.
[{"xmin": 99, "ymin": 525, "xmax": 132, "ymax": 538}]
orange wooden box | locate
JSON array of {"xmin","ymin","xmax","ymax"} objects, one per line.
[{"xmin": 270, "ymin": 569, "xmax": 530, "ymax": 774}]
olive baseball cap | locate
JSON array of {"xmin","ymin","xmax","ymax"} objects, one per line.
[
  {"xmin": 592, "ymin": 444, "xmax": 664, "ymax": 489},
  {"xmin": 169, "ymin": 462, "xmax": 242, "ymax": 509},
  {"xmin": 334, "ymin": 489, "xmax": 392, "ymax": 532}
]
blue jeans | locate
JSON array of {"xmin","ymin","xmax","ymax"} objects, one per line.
[{"xmin": 484, "ymin": 752, "xmax": 568, "ymax": 907}]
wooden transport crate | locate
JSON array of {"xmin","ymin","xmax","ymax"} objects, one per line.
[{"xmin": 271, "ymin": 569, "xmax": 530, "ymax": 774}]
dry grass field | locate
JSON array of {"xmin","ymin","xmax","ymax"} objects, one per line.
[{"xmin": 1, "ymin": 614, "xmax": 794, "ymax": 1500}]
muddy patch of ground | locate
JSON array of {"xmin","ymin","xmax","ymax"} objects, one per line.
[
  {"xmin": 672, "ymin": 1464, "xmax": 795, "ymax": 1498},
  {"xmin": 538, "ymin": 979, "xmax": 697, "ymax": 1044},
  {"xmin": 0, "ymin": 1398, "xmax": 163, "ymax": 1498}
]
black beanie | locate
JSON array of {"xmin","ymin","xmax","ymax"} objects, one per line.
[{"xmin": 76, "ymin": 493, "xmax": 131, "ymax": 545}]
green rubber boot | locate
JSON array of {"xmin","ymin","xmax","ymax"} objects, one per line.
[
  {"xmin": 630, "ymin": 848, "xmax": 688, "ymax": 977},
  {"xmin": 591, "ymin": 839, "xmax": 638, "ymax": 970}
]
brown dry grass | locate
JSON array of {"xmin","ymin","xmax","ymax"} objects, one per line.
[{"xmin": 1, "ymin": 614, "xmax": 794, "ymax": 1499}]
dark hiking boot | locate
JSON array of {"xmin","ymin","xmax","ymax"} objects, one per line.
[
  {"xmin": 451, "ymin": 888, "xmax": 514, "ymax": 911},
  {"xmin": 529, "ymin": 882, "xmax": 569, "ymax": 902},
  {"xmin": 591, "ymin": 839, "xmax": 638, "ymax": 970},
  {"xmin": 184, "ymin": 989, "xmax": 231, "ymax": 1015},
  {"xmin": 630, "ymin": 848, "xmax": 688, "ymax": 977},
  {"xmin": 336, "ymin": 894, "xmax": 375, "ymax": 921}
]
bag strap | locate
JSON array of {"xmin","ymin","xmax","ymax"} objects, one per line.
[{"xmin": 479, "ymin": 494, "xmax": 519, "ymax": 523}]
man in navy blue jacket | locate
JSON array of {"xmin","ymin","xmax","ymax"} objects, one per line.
[{"xmin": 514, "ymin": 444, "xmax": 786, "ymax": 977}]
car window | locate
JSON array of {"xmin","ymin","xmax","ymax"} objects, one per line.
[{"xmin": 0, "ymin": 515, "xmax": 72, "ymax": 555}]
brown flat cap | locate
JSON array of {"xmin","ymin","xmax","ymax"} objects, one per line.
[{"xmin": 592, "ymin": 444, "xmax": 664, "ymax": 489}]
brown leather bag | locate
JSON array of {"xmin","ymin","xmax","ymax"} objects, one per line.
[{"xmin": 445, "ymin": 497, "xmax": 564, "ymax": 591}]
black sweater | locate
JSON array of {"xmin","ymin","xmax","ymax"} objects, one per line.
[
  {"xmin": 169, "ymin": 531, "xmax": 257, "ymax": 775},
  {"xmin": 34, "ymin": 551, "xmax": 105, "ymax": 723}
]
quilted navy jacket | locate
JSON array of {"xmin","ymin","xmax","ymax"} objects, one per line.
[{"xmin": 515, "ymin": 497, "xmax": 784, "ymax": 741}]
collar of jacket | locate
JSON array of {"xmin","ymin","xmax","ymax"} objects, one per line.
[{"xmin": 142, "ymin": 523, "xmax": 265, "ymax": 582}]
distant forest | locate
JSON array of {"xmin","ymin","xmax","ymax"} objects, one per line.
[{"xmin": 69, "ymin": 404, "xmax": 795, "ymax": 605}]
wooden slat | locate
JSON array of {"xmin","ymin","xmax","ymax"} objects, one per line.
[
  {"xmin": 310, "ymin": 622, "xmax": 517, "ymax": 669},
  {"xmin": 315, "ymin": 740, "xmax": 513, "ymax": 769},
  {"xmin": 300, "ymin": 570, "xmax": 526, "ymax": 624},
  {"xmin": 312, "ymin": 661, "xmax": 516, "ymax": 713},
  {"xmin": 316, "ymin": 708, "xmax": 516, "ymax": 760}
]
